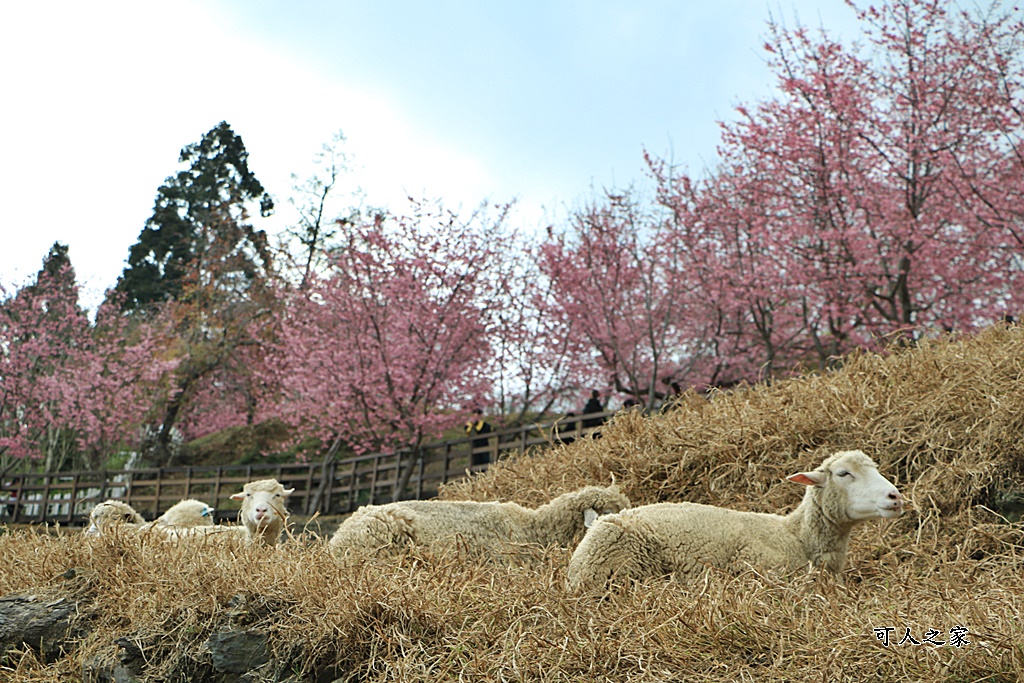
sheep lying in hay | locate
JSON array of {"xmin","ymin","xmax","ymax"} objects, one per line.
[
  {"xmin": 329, "ymin": 485, "xmax": 631, "ymax": 561},
  {"xmin": 567, "ymin": 450, "xmax": 904, "ymax": 589},
  {"xmin": 230, "ymin": 479, "xmax": 294, "ymax": 546},
  {"xmin": 84, "ymin": 500, "xmax": 147, "ymax": 536},
  {"xmin": 150, "ymin": 499, "xmax": 215, "ymax": 529},
  {"xmin": 84, "ymin": 499, "xmax": 217, "ymax": 537},
  {"xmin": 146, "ymin": 498, "xmax": 253, "ymax": 543}
]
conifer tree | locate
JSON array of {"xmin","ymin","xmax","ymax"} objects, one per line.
[{"xmin": 118, "ymin": 121, "xmax": 274, "ymax": 310}]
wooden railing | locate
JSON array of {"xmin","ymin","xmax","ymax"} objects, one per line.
[{"xmin": 0, "ymin": 410, "xmax": 615, "ymax": 527}]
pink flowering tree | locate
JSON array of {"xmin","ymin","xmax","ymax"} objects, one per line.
[
  {"xmin": 650, "ymin": 0, "xmax": 1024, "ymax": 378},
  {"xmin": 538, "ymin": 191, "xmax": 718, "ymax": 408},
  {"xmin": 649, "ymin": 158, "xmax": 806, "ymax": 383},
  {"xmin": 480, "ymin": 239, "xmax": 590, "ymax": 423},
  {"xmin": 0, "ymin": 245, "xmax": 174, "ymax": 471},
  {"xmin": 259, "ymin": 200, "xmax": 510, "ymax": 498}
]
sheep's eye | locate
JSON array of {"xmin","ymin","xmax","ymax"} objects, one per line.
[{"xmin": 836, "ymin": 470, "xmax": 851, "ymax": 478}]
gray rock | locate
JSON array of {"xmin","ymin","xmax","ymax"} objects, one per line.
[
  {"xmin": 205, "ymin": 628, "xmax": 270, "ymax": 674},
  {"xmin": 0, "ymin": 592, "xmax": 84, "ymax": 663}
]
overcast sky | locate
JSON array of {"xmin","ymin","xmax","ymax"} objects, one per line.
[{"xmin": 0, "ymin": 1, "xmax": 862, "ymax": 310}]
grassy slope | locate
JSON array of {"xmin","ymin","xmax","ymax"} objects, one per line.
[{"xmin": 2, "ymin": 326, "xmax": 1024, "ymax": 681}]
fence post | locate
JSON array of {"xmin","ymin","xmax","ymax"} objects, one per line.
[
  {"xmin": 369, "ymin": 455, "xmax": 381, "ymax": 505},
  {"xmin": 415, "ymin": 452, "xmax": 425, "ymax": 500},
  {"xmin": 345, "ymin": 460, "xmax": 356, "ymax": 513},
  {"xmin": 213, "ymin": 467, "xmax": 223, "ymax": 511},
  {"xmin": 12, "ymin": 475, "xmax": 24, "ymax": 523},
  {"xmin": 37, "ymin": 473, "xmax": 51, "ymax": 523},
  {"xmin": 153, "ymin": 470, "xmax": 162, "ymax": 519},
  {"xmin": 67, "ymin": 473, "xmax": 80, "ymax": 524},
  {"xmin": 323, "ymin": 461, "xmax": 336, "ymax": 514},
  {"xmin": 304, "ymin": 463, "xmax": 315, "ymax": 515}
]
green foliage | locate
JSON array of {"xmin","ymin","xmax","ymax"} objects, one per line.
[
  {"xmin": 180, "ymin": 419, "xmax": 299, "ymax": 466},
  {"xmin": 117, "ymin": 121, "xmax": 275, "ymax": 311}
]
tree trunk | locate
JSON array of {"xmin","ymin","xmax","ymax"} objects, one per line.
[
  {"xmin": 392, "ymin": 447, "xmax": 422, "ymax": 503},
  {"xmin": 307, "ymin": 436, "xmax": 344, "ymax": 515}
]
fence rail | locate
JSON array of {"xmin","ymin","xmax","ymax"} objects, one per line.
[{"xmin": 0, "ymin": 411, "xmax": 613, "ymax": 527}]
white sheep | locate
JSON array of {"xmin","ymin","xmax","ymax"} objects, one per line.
[
  {"xmin": 230, "ymin": 478, "xmax": 295, "ymax": 545},
  {"xmin": 85, "ymin": 498, "xmax": 215, "ymax": 537},
  {"xmin": 84, "ymin": 499, "xmax": 146, "ymax": 536},
  {"xmin": 158, "ymin": 522, "xmax": 250, "ymax": 543},
  {"xmin": 566, "ymin": 450, "xmax": 904, "ymax": 589},
  {"xmin": 328, "ymin": 485, "xmax": 631, "ymax": 561},
  {"xmin": 149, "ymin": 498, "xmax": 215, "ymax": 529}
]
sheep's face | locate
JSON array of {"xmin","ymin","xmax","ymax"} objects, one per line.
[
  {"xmin": 231, "ymin": 480, "xmax": 294, "ymax": 529},
  {"xmin": 579, "ymin": 486, "xmax": 631, "ymax": 528},
  {"xmin": 788, "ymin": 450, "xmax": 904, "ymax": 521}
]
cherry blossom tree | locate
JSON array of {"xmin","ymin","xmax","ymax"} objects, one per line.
[
  {"xmin": 0, "ymin": 245, "xmax": 173, "ymax": 471},
  {"xmin": 477, "ymin": 239, "xmax": 587, "ymax": 424},
  {"xmin": 538, "ymin": 190, "xmax": 717, "ymax": 408},
  {"xmin": 651, "ymin": 0, "xmax": 1024, "ymax": 377},
  {"xmin": 258, "ymin": 200, "xmax": 510, "ymax": 498}
]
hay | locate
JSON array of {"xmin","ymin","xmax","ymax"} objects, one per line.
[
  {"xmin": 2, "ymin": 326, "xmax": 1023, "ymax": 681},
  {"xmin": 444, "ymin": 325, "xmax": 1024, "ymax": 527}
]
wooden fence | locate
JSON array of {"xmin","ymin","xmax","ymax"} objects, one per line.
[{"xmin": 0, "ymin": 411, "xmax": 614, "ymax": 527}]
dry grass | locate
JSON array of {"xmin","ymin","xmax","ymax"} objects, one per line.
[{"xmin": 3, "ymin": 326, "xmax": 1024, "ymax": 681}]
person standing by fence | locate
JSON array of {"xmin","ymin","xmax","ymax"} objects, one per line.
[
  {"xmin": 465, "ymin": 409, "xmax": 493, "ymax": 466},
  {"xmin": 582, "ymin": 390, "xmax": 605, "ymax": 429}
]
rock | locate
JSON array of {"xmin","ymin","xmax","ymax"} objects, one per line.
[
  {"xmin": 81, "ymin": 654, "xmax": 144, "ymax": 683},
  {"xmin": 205, "ymin": 628, "xmax": 270, "ymax": 674},
  {"xmin": 0, "ymin": 592, "xmax": 85, "ymax": 663}
]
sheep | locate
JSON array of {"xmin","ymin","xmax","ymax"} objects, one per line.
[
  {"xmin": 566, "ymin": 450, "xmax": 904, "ymax": 589},
  {"xmin": 84, "ymin": 498, "xmax": 249, "ymax": 548},
  {"xmin": 149, "ymin": 498, "xmax": 215, "ymax": 529},
  {"xmin": 158, "ymin": 522, "xmax": 250, "ymax": 544},
  {"xmin": 329, "ymin": 485, "xmax": 630, "ymax": 561},
  {"xmin": 84, "ymin": 499, "xmax": 146, "ymax": 536},
  {"xmin": 230, "ymin": 479, "xmax": 294, "ymax": 545},
  {"xmin": 85, "ymin": 498, "xmax": 214, "ymax": 537}
]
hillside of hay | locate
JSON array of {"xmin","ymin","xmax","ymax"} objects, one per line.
[{"xmin": 2, "ymin": 326, "xmax": 1024, "ymax": 682}]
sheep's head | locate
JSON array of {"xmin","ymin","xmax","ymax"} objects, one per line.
[
  {"xmin": 788, "ymin": 450, "xmax": 904, "ymax": 523},
  {"xmin": 85, "ymin": 500, "xmax": 145, "ymax": 536},
  {"xmin": 567, "ymin": 485, "xmax": 632, "ymax": 528},
  {"xmin": 157, "ymin": 499, "xmax": 215, "ymax": 527},
  {"xmin": 230, "ymin": 479, "xmax": 294, "ymax": 535}
]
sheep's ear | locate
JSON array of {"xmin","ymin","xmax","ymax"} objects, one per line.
[
  {"xmin": 583, "ymin": 508, "xmax": 599, "ymax": 528},
  {"xmin": 282, "ymin": 488, "xmax": 295, "ymax": 497},
  {"xmin": 788, "ymin": 471, "xmax": 826, "ymax": 487},
  {"xmin": 230, "ymin": 492, "xmax": 246, "ymax": 501}
]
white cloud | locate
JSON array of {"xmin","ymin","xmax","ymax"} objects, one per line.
[{"xmin": 0, "ymin": 0, "xmax": 497, "ymax": 309}]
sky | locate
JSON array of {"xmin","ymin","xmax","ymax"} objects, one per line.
[{"xmin": 0, "ymin": 0, "xmax": 863, "ymax": 310}]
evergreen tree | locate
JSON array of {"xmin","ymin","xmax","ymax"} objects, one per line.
[
  {"xmin": 118, "ymin": 121, "xmax": 275, "ymax": 310},
  {"xmin": 36, "ymin": 242, "xmax": 74, "ymax": 286}
]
